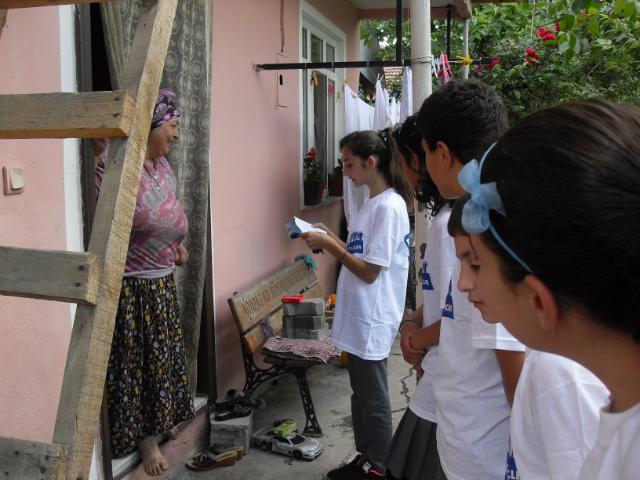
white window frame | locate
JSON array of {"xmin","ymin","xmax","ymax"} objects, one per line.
[{"xmin": 299, "ymin": 1, "xmax": 346, "ymax": 207}]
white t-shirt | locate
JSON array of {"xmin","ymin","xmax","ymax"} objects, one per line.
[
  {"xmin": 510, "ymin": 349, "xmax": 609, "ymax": 480},
  {"xmin": 577, "ymin": 398, "xmax": 640, "ymax": 480},
  {"xmin": 409, "ymin": 206, "xmax": 456, "ymax": 423},
  {"xmin": 332, "ymin": 188, "xmax": 410, "ymax": 361},
  {"xmin": 434, "ymin": 261, "xmax": 525, "ymax": 480}
]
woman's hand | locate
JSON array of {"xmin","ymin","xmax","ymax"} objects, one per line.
[
  {"xmin": 298, "ymin": 232, "xmax": 333, "ymax": 251},
  {"xmin": 175, "ymin": 243, "xmax": 189, "ymax": 266},
  {"xmin": 401, "ymin": 321, "xmax": 426, "ymax": 366},
  {"xmin": 312, "ymin": 223, "xmax": 330, "ymax": 233},
  {"xmin": 94, "ymin": 138, "xmax": 108, "ymax": 156}
]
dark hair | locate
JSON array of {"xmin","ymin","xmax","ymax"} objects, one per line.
[
  {"xmin": 393, "ymin": 114, "xmax": 447, "ymax": 216},
  {"xmin": 447, "ymin": 194, "xmax": 470, "ymax": 238},
  {"xmin": 478, "ymin": 99, "xmax": 640, "ymax": 342},
  {"xmin": 416, "ymin": 80, "xmax": 508, "ymax": 165},
  {"xmin": 340, "ymin": 128, "xmax": 414, "ymax": 210}
]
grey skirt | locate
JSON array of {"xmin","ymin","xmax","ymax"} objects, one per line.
[{"xmin": 383, "ymin": 408, "xmax": 440, "ymax": 480}]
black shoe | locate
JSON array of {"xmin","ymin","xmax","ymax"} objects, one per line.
[
  {"xmin": 361, "ymin": 466, "xmax": 387, "ymax": 479},
  {"xmin": 326, "ymin": 454, "xmax": 364, "ymax": 480}
]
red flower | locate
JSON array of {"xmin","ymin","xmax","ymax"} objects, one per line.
[
  {"xmin": 555, "ymin": 22, "xmax": 560, "ymax": 31},
  {"xmin": 487, "ymin": 56, "xmax": 500, "ymax": 71},
  {"xmin": 536, "ymin": 27, "xmax": 549, "ymax": 37},
  {"xmin": 541, "ymin": 33, "xmax": 556, "ymax": 42},
  {"xmin": 475, "ymin": 65, "xmax": 483, "ymax": 74}
]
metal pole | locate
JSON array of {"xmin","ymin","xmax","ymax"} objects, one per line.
[
  {"xmin": 396, "ymin": 0, "xmax": 403, "ymax": 61},
  {"xmin": 446, "ymin": 6, "xmax": 451, "ymax": 60},
  {"xmin": 463, "ymin": 18, "xmax": 469, "ymax": 79},
  {"xmin": 410, "ymin": 0, "xmax": 433, "ymax": 110}
]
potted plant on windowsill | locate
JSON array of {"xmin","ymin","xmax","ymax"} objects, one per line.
[
  {"xmin": 328, "ymin": 156, "xmax": 343, "ymax": 197},
  {"xmin": 303, "ymin": 148, "xmax": 325, "ymax": 206}
]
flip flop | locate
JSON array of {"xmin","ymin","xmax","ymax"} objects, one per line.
[
  {"xmin": 193, "ymin": 444, "xmax": 245, "ymax": 461},
  {"xmin": 214, "ymin": 404, "xmax": 252, "ymax": 421},
  {"xmin": 213, "ymin": 389, "xmax": 256, "ymax": 409},
  {"xmin": 185, "ymin": 451, "xmax": 237, "ymax": 471}
]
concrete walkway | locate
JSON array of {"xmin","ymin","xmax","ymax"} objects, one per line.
[{"xmin": 171, "ymin": 335, "xmax": 416, "ymax": 480}]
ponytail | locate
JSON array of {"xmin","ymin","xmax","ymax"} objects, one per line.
[{"xmin": 339, "ymin": 129, "xmax": 414, "ymax": 210}]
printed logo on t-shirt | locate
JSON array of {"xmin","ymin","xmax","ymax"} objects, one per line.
[
  {"xmin": 347, "ymin": 231, "xmax": 364, "ymax": 254},
  {"xmin": 422, "ymin": 261, "xmax": 434, "ymax": 290},
  {"xmin": 442, "ymin": 279, "xmax": 454, "ymax": 318},
  {"xmin": 504, "ymin": 437, "xmax": 520, "ymax": 480}
]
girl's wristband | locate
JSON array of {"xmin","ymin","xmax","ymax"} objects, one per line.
[
  {"xmin": 338, "ymin": 250, "xmax": 347, "ymax": 263},
  {"xmin": 399, "ymin": 318, "xmax": 418, "ymax": 332}
]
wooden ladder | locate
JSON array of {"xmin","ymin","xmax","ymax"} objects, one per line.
[{"xmin": 0, "ymin": 1, "xmax": 178, "ymax": 479}]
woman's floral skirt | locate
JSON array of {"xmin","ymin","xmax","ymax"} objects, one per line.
[{"xmin": 106, "ymin": 274, "xmax": 195, "ymax": 457}]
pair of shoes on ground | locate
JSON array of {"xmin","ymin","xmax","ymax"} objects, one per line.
[
  {"xmin": 214, "ymin": 389, "xmax": 262, "ymax": 421},
  {"xmin": 185, "ymin": 444, "xmax": 245, "ymax": 471},
  {"xmin": 327, "ymin": 454, "xmax": 387, "ymax": 479}
]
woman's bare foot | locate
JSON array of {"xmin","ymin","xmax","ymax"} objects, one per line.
[
  {"xmin": 167, "ymin": 426, "xmax": 179, "ymax": 440},
  {"xmin": 138, "ymin": 436, "xmax": 169, "ymax": 476}
]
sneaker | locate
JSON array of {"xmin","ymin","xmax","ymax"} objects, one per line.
[
  {"xmin": 361, "ymin": 462, "xmax": 387, "ymax": 479},
  {"xmin": 326, "ymin": 454, "xmax": 363, "ymax": 480}
]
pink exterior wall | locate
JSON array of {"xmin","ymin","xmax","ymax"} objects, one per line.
[
  {"xmin": 0, "ymin": 8, "xmax": 71, "ymax": 442},
  {"xmin": 210, "ymin": 0, "xmax": 360, "ymax": 393}
]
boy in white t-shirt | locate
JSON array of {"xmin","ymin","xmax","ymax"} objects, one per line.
[{"xmin": 406, "ymin": 80, "xmax": 526, "ymax": 480}]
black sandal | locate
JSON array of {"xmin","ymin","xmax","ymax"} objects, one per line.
[{"xmin": 214, "ymin": 404, "xmax": 252, "ymax": 421}]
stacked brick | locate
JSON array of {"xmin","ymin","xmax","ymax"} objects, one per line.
[{"xmin": 281, "ymin": 298, "xmax": 329, "ymax": 341}]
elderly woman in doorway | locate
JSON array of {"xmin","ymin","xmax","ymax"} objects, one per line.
[{"xmin": 95, "ymin": 90, "xmax": 195, "ymax": 476}]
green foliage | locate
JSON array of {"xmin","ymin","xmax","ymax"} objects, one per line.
[
  {"xmin": 360, "ymin": 0, "xmax": 640, "ymax": 121},
  {"xmin": 303, "ymin": 148, "xmax": 325, "ymax": 183}
]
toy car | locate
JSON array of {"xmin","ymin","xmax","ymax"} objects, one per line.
[{"xmin": 251, "ymin": 425, "xmax": 324, "ymax": 460}]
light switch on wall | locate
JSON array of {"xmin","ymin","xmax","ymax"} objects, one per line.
[{"xmin": 3, "ymin": 166, "xmax": 25, "ymax": 195}]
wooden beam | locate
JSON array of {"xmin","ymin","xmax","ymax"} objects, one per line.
[
  {"xmin": 453, "ymin": 0, "xmax": 473, "ymax": 18},
  {"xmin": 431, "ymin": 7, "xmax": 463, "ymax": 20},
  {"xmin": 0, "ymin": 436, "xmax": 69, "ymax": 480},
  {"xmin": 228, "ymin": 259, "xmax": 318, "ymax": 335},
  {"xmin": 0, "ymin": 0, "xmax": 118, "ymax": 8},
  {"xmin": 358, "ymin": 7, "xmax": 410, "ymax": 20},
  {"xmin": 0, "ymin": 91, "xmax": 135, "ymax": 140},
  {"xmin": 51, "ymin": 1, "xmax": 178, "ymax": 480},
  {"xmin": 0, "ymin": 247, "xmax": 102, "ymax": 305},
  {"xmin": 0, "ymin": 9, "xmax": 7, "ymax": 41}
]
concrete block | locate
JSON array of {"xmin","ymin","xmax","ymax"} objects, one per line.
[
  {"xmin": 210, "ymin": 410, "xmax": 253, "ymax": 453},
  {"xmin": 295, "ymin": 324, "xmax": 329, "ymax": 341},
  {"xmin": 292, "ymin": 314, "xmax": 325, "ymax": 330},
  {"xmin": 283, "ymin": 316, "xmax": 295, "ymax": 332},
  {"xmin": 283, "ymin": 298, "xmax": 324, "ymax": 316}
]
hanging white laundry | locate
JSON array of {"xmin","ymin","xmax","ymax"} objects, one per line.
[
  {"xmin": 342, "ymin": 84, "xmax": 372, "ymax": 229},
  {"xmin": 344, "ymin": 84, "xmax": 360, "ymax": 135},
  {"xmin": 389, "ymin": 97, "xmax": 399, "ymax": 126},
  {"xmin": 400, "ymin": 67, "xmax": 413, "ymax": 122},
  {"xmin": 372, "ymin": 79, "xmax": 392, "ymax": 131}
]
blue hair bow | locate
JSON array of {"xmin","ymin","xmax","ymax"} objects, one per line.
[{"xmin": 458, "ymin": 142, "xmax": 533, "ymax": 275}]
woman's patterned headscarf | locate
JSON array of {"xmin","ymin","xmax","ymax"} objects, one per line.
[{"xmin": 151, "ymin": 89, "xmax": 180, "ymax": 130}]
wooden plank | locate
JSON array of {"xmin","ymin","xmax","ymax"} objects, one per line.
[
  {"xmin": 0, "ymin": 91, "xmax": 135, "ymax": 139},
  {"xmin": 0, "ymin": 10, "xmax": 7, "ymax": 41},
  {"xmin": 241, "ymin": 282, "xmax": 324, "ymax": 353},
  {"xmin": 453, "ymin": 0, "xmax": 473, "ymax": 18},
  {"xmin": 51, "ymin": 2, "xmax": 178, "ymax": 480},
  {"xmin": 0, "ymin": 436, "xmax": 69, "ymax": 480},
  {"xmin": 0, "ymin": 0, "xmax": 118, "ymax": 8},
  {"xmin": 228, "ymin": 259, "xmax": 318, "ymax": 335},
  {"xmin": 0, "ymin": 246, "xmax": 102, "ymax": 305}
]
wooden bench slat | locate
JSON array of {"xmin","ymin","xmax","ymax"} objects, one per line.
[
  {"xmin": 0, "ymin": 246, "xmax": 103, "ymax": 305},
  {"xmin": 263, "ymin": 356, "xmax": 323, "ymax": 368},
  {"xmin": 0, "ymin": 91, "xmax": 135, "ymax": 139},
  {"xmin": 241, "ymin": 282, "xmax": 324, "ymax": 353},
  {"xmin": 0, "ymin": 436, "xmax": 69, "ymax": 480},
  {"xmin": 228, "ymin": 259, "xmax": 318, "ymax": 334}
]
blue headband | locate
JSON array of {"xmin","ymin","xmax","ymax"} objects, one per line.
[
  {"xmin": 458, "ymin": 142, "xmax": 533, "ymax": 274},
  {"xmin": 459, "ymin": 143, "xmax": 570, "ymax": 310}
]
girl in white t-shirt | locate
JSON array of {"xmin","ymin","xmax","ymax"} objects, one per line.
[
  {"xmin": 456, "ymin": 100, "xmax": 640, "ymax": 480},
  {"xmin": 300, "ymin": 128, "xmax": 413, "ymax": 480},
  {"xmin": 380, "ymin": 115, "xmax": 456, "ymax": 480}
]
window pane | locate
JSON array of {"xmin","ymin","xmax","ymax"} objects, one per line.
[
  {"xmin": 326, "ymin": 44, "xmax": 335, "ymax": 72},
  {"xmin": 311, "ymin": 34, "xmax": 323, "ymax": 63},
  {"xmin": 328, "ymin": 79, "xmax": 335, "ymax": 177},
  {"xmin": 302, "ymin": 28, "xmax": 307, "ymax": 59},
  {"xmin": 313, "ymin": 72, "xmax": 328, "ymax": 185}
]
